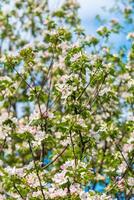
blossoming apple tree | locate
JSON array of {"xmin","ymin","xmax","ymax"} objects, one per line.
[{"xmin": 0, "ymin": 0, "xmax": 134, "ymax": 199}]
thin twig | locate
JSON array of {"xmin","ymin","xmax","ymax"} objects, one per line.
[
  {"xmin": 69, "ymin": 130, "xmax": 77, "ymax": 167},
  {"xmin": 77, "ymin": 68, "xmax": 99, "ymax": 101},
  {"xmin": 78, "ymin": 130, "xmax": 85, "ymax": 160},
  {"xmin": 14, "ymin": 68, "xmax": 33, "ymax": 90},
  {"xmin": 13, "ymin": 183, "xmax": 25, "ymax": 200},
  {"xmin": 88, "ymin": 73, "xmax": 107, "ymax": 110},
  {"xmin": 115, "ymin": 144, "xmax": 133, "ymax": 173},
  {"xmin": 106, "ymin": 157, "xmax": 133, "ymax": 194},
  {"xmin": 43, "ymin": 145, "xmax": 69, "ymax": 170},
  {"xmin": 28, "ymin": 140, "xmax": 46, "ymax": 200}
]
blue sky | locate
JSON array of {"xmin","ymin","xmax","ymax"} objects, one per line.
[
  {"xmin": 49, "ymin": 0, "xmax": 115, "ymax": 33},
  {"xmin": 49, "ymin": 0, "xmax": 127, "ymax": 49},
  {"xmin": 78, "ymin": 0, "xmax": 115, "ymax": 33}
]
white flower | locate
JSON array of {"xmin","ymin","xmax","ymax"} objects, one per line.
[
  {"xmin": 99, "ymin": 87, "xmax": 111, "ymax": 96},
  {"xmin": 79, "ymin": 191, "xmax": 89, "ymax": 200},
  {"xmin": 123, "ymin": 143, "xmax": 133, "ymax": 153},
  {"xmin": 97, "ymin": 26, "xmax": 109, "ymax": 36},
  {"xmin": 77, "ymin": 117, "xmax": 87, "ymax": 128},
  {"xmin": 0, "ymin": 76, "xmax": 12, "ymax": 82},
  {"xmin": 117, "ymin": 179, "xmax": 125, "ymax": 191},
  {"xmin": 26, "ymin": 173, "xmax": 40, "ymax": 187},
  {"xmin": 117, "ymin": 161, "xmax": 127, "ymax": 174},
  {"xmin": 0, "ymin": 194, "xmax": 6, "ymax": 200},
  {"xmin": 128, "ymin": 79, "xmax": 134, "ymax": 88},
  {"xmin": 110, "ymin": 18, "xmax": 119, "ymax": 25},
  {"xmin": 60, "ymin": 138, "xmax": 71, "ymax": 146},
  {"xmin": 49, "ymin": 187, "xmax": 67, "ymax": 199},
  {"xmin": 127, "ymin": 32, "xmax": 134, "ymax": 40},
  {"xmin": 32, "ymin": 191, "xmax": 42, "ymax": 197},
  {"xmin": 70, "ymin": 52, "xmax": 81, "ymax": 62},
  {"xmin": 34, "ymin": 131, "xmax": 44, "ymax": 142},
  {"xmin": 0, "ymin": 127, "xmax": 7, "ymax": 140},
  {"xmin": 70, "ymin": 183, "xmax": 80, "ymax": 194},
  {"xmin": 128, "ymin": 177, "xmax": 134, "ymax": 186},
  {"xmin": 54, "ymin": 131, "xmax": 62, "ymax": 139},
  {"xmin": 52, "ymin": 171, "xmax": 68, "ymax": 185},
  {"xmin": 60, "ymin": 160, "xmax": 75, "ymax": 170},
  {"xmin": 5, "ymin": 166, "xmax": 24, "ymax": 177},
  {"xmin": 102, "ymin": 47, "xmax": 110, "ymax": 54},
  {"xmin": 122, "ymin": 92, "xmax": 132, "ymax": 99}
]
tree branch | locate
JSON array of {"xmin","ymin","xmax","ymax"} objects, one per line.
[
  {"xmin": 43, "ymin": 144, "xmax": 69, "ymax": 170},
  {"xmin": 28, "ymin": 140, "xmax": 46, "ymax": 200}
]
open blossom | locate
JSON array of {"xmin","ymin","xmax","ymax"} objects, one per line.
[
  {"xmin": 110, "ymin": 18, "xmax": 119, "ymax": 25},
  {"xmin": 60, "ymin": 160, "xmax": 75, "ymax": 170},
  {"xmin": 80, "ymin": 192, "xmax": 112, "ymax": 200},
  {"xmin": 32, "ymin": 131, "xmax": 45, "ymax": 146},
  {"xmin": 58, "ymin": 42, "xmax": 69, "ymax": 54},
  {"xmin": 0, "ymin": 194, "xmax": 6, "ymax": 200},
  {"xmin": 59, "ymin": 74, "xmax": 70, "ymax": 84},
  {"xmin": 32, "ymin": 190, "xmax": 42, "ymax": 197},
  {"xmin": 117, "ymin": 161, "xmax": 127, "ymax": 174},
  {"xmin": 128, "ymin": 131, "xmax": 134, "ymax": 142},
  {"xmin": 99, "ymin": 87, "xmax": 111, "ymax": 96},
  {"xmin": 52, "ymin": 170, "xmax": 68, "ymax": 185},
  {"xmin": 70, "ymin": 52, "xmax": 81, "ymax": 62},
  {"xmin": 0, "ymin": 127, "xmax": 8, "ymax": 140},
  {"xmin": 123, "ymin": 143, "xmax": 133, "ymax": 153},
  {"xmin": 77, "ymin": 117, "xmax": 87, "ymax": 128},
  {"xmin": 5, "ymin": 166, "xmax": 24, "ymax": 177},
  {"xmin": 89, "ymin": 54, "xmax": 100, "ymax": 65},
  {"xmin": 49, "ymin": 187, "xmax": 68, "ymax": 199},
  {"xmin": 70, "ymin": 183, "xmax": 81, "ymax": 194},
  {"xmin": 0, "ymin": 76, "xmax": 12, "ymax": 82},
  {"xmin": 121, "ymin": 91, "xmax": 133, "ymax": 99},
  {"xmin": 26, "ymin": 173, "xmax": 40, "ymax": 187},
  {"xmin": 97, "ymin": 26, "xmax": 109, "ymax": 36},
  {"xmin": 54, "ymin": 131, "xmax": 62, "ymax": 139},
  {"xmin": 118, "ymin": 73, "xmax": 130, "ymax": 81},
  {"xmin": 56, "ymin": 83, "xmax": 72, "ymax": 100},
  {"xmin": 102, "ymin": 47, "xmax": 110, "ymax": 54},
  {"xmin": 79, "ymin": 191, "xmax": 89, "ymax": 200},
  {"xmin": 60, "ymin": 138, "xmax": 71, "ymax": 146},
  {"xmin": 117, "ymin": 179, "xmax": 125, "ymax": 191},
  {"xmin": 43, "ymin": 51, "xmax": 51, "ymax": 58},
  {"xmin": 127, "ymin": 177, "xmax": 134, "ymax": 186},
  {"xmin": 6, "ymin": 192, "xmax": 21, "ymax": 200},
  {"xmin": 127, "ymin": 32, "xmax": 134, "ymax": 39},
  {"xmin": 127, "ymin": 78, "xmax": 134, "ymax": 88},
  {"xmin": 56, "ymin": 75, "xmax": 70, "ymax": 92}
]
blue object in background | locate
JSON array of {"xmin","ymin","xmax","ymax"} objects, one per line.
[
  {"xmin": 43, "ymin": 153, "xmax": 130, "ymax": 200},
  {"xmin": 85, "ymin": 181, "xmax": 106, "ymax": 193},
  {"xmin": 94, "ymin": 181, "xmax": 106, "ymax": 192},
  {"xmin": 85, "ymin": 176, "xmax": 110, "ymax": 193},
  {"xmin": 43, "ymin": 150, "xmax": 52, "ymax": 165},
  {"xmin": 115, "ymin": 192, "xmax": 126, "ymax": 200}
]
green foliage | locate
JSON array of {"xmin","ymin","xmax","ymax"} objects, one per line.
[{"xmin": 0, "ymin": 0, "xmax": 133, "ymax": 199}]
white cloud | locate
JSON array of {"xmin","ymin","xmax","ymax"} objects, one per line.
[
  {"xmin": 49, "ymin": 0, "xmax": 114, "ymax": 19},
  {"xmin": 78, "ymin": 0, "xmax": 114, "ymax": 19},
  {"xmin": 49, "ymin": 0, "xmax": 115, "ymax": 33}
]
